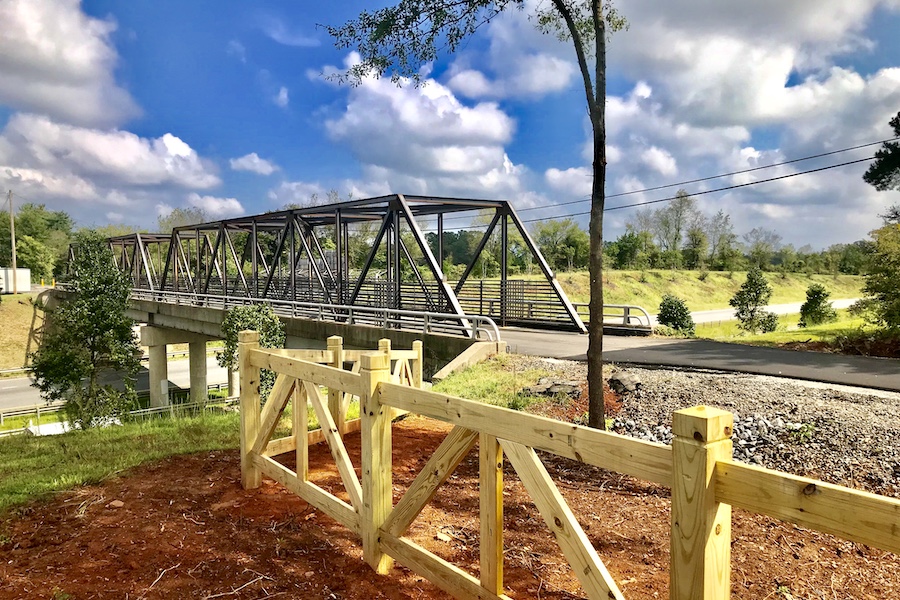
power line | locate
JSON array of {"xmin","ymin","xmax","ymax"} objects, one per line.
[
  {"xmin": 418, "ymin": 152, "xmax": 875, "ymax": 232},
  {"xmin": 523, "ymin": 156, "xmax": 875, "ymax": 223},
  {"xmin": 432, "ymin": 135, "xmax": 896, "ymax": 227}
]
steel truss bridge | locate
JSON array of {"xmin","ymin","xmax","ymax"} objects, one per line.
[{"xmin": 95, "ymin": 194, "xmax": 588, "ymax": 336}]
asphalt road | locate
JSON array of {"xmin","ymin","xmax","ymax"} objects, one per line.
[
  {"xmin": 500, "ymin": 327, "xmax": 900, "ymax": 392},
  {"xmin": 0, "ymin": 357, "xmax": 229, "ymax": 411}
]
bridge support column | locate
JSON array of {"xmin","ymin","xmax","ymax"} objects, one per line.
[
  {"xmin": 141, "ymin": 326, "xmax": 214, "ymax": 408},
  {"xmin": 189, "ymin": 341, "xmax": 208, "ymax": 405},
  {"xmin": 148, "ymin": 344, "xmax": 169, "ymax": 408}
]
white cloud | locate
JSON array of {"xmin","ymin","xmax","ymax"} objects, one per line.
[
  {"xmin": 0, "ymin": 113, "xmax": 220, "ymax": 189},
  {"xmin": 0, "ymin": 0, "xmax": 139, "ymax": 127},
  {"xmin": 187, "ymin": 193, "xmax": 244, "ymax": 218},
  {"xmin": 318, "ymin": 56, "xmax": 523, "ymax": 199},
  {"xmin": 545, "ymin": 167, "xmax": 592, "ymax": 198},
  {"xmin": 230, "ymin": 152, "xmax": 278, "ymax": 175},
  {"xmin": 444, "ymin": 4, "xmax": 577, "ymax": 100},
  {"xmin": 641, "ymin": 147, "xmax": 678, "ymax": 177},
  {"xmin": 260, "ymin": 16, "xmax": 319, "ymax": 47},
  {"xmin": 274, "ymin": 86, "xmax": 289, "ymax": 108}
]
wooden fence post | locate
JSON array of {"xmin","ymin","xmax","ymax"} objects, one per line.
[
  {"xmin": 327, "ymin": 335, "xmax": 345, "ymax": 434},
  {"xmin": 671, "ymin": 405, "xmax": 734, "ymax": 600},
  {"xmin": 412, "ymin": 340, "xmax": 423, "ymax": 388},
  {"xmin": 239, "ymin": 330, "xmax": 261, "ymax": 490},
  {"xmin": 360, "ymin": 351, "xmax": 393, "ymax": 573},
  {"xmin": 480, "ymin": 432, "xmax": 503, "ymax": 596}
]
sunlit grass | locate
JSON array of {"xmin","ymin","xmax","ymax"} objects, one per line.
[{"xmin": 694, "ymin": 310, "xmax": 867, "ymax": 346}]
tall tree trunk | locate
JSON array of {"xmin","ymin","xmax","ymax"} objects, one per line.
[{"xmin": 587, "ymin": 2, "xmax": 607, "ymax": 430}]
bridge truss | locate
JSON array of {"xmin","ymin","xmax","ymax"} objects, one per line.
[{"xmin": 101, "ymin": 194, "xmax": 587, "ymax": 332}]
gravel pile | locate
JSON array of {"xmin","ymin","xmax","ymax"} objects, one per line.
[{"xmin": 511, "ymin": 355, "xmax": 900, "ymax": 497}]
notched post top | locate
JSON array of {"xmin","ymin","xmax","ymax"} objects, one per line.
[
  {"xmin": 672, "ymin": 405, "xmax": 733, "ymax": 444},
  {"xmin": 238, "ymin": 330, "xmax": 260, "ymax": 344}
]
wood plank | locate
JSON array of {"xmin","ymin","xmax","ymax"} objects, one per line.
[
  {"xmin": 238, "ymin": 331, "xmax": 261, "ymax": 489},
  {"xmin": 383, "ymin": 426, "xmax": 479, "ymax": 537},
  {"xmin": 305, "ymin": 380, "xmax": 363, "ymax": 511},
  {"xmin": 360, "ymin": 352, "xmax": 394, "ymax": 573},
  {"xmin": 716, "ymin": 460, "xmax": 900, "ymax": 555},
  {"xmin": 342, "ymin": 361, "xmax": 362, "ymax": 414},
  {"xmin": 670, "ymin": 407, "xmax": 733, "ymax": 600},
  {"xmin": 264, "ymin": 348, "xmax": 333, "ymax": 363},
  {"xmin": 380, "ymin": 383, "xmax": 672, "ymax": 487},
  {"xmin": 250, "ymin": 373, "xmax": 296, "ymax": 456},
  {"xmin": 388, "ymin": 350, "xmax": 419, "ymax": 360},
  {"xmin": 380, "ymin": 532, "xmax": 513, "ymax": 600},
  {"xmin": 501, "ymin": 440, "xmax": 624, "ymax": 600},
  {"xmin": 266, "ymin": 419, "xmax": 364, "ymax": 455},
  {"xmin": 249, "ymin": 349, "xmax": 363, "ymax": 397},
  {"xmin": 251, "ymin": 453, "xmax": 359, "ymax": 533},
  {"xmin": 265, "ymin": 436, "xmax": 296, "ymax": 458},
  {"xmin": 480, "ymin": 433, "xmax": 503, "ymax": 597},
  {"xmin": 293, "ymin": 384, "xmax": 308, "ymax": 482}
]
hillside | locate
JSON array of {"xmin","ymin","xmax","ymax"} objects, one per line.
[
  {"xmin": 0, "ymin": 294, "xmax": 41, "ymax": 370},
  {"xmin": 550, "ymin": 270, "xmax": 863, "ymax": 311}
]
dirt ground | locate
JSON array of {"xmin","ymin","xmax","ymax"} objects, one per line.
[{"xmin": 1, "ymin": 414, "xmax": 898, "ymax": 600}]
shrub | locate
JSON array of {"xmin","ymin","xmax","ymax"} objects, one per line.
[
  {"xmin": 798, "ymin": 284, "xmax": 838, "ymax": 328},
  {"xmin": 730, "ymin": 266, "xmax": 778, "ymax": 333},
  {"xmin": 657, "ymin": 294, "xmax": 695, "ymax": 335}
]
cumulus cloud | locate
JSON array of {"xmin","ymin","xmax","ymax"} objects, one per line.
[
  {"xmin": 187, "ymin": 193, "xmax": 244, "ymax": 218},
  {"xmin": 230, "ymin": 152, "xmax": 278, "ymax": 175},
  {"xmin": 0, "ymin": 0, "xmax": 139, "ymax": 127},
  {"xmin": 317, "ymin": 55, "xmax": 528, "ymax": 199},
  {"xmin": 545, "ymin": 167, "xmax": 592, "ymax": 198},
  {"xmin": 0, "ymin": 113, "xmax": 220, "ymax": 189},
  {"xmin": 444, "ymin": 4, "xmax": 577, "ymax": 100}
]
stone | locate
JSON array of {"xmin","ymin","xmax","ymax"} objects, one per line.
[{"xmin": 609, "ymin": 372, "xmax": 641, "ymax": 394}]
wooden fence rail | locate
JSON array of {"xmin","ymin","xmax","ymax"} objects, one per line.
[{"xmin": 238, "ymin": 330, "xmax": 900, "ymax": 600}]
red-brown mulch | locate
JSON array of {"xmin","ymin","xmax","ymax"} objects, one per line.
[{"xmin": 1, "ymin": 417, "xmax": 898, "ymax": 599}]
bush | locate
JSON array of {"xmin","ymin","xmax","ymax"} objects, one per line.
[
  {"xmin": 799, "ymin": 283, "xmax": 838, "ymax": 328},
  {"xmin": 730, "ymin": 266, "xmax": 778, "ymax": 333},
  {"xmin": 758, "ymin": 312, "xmax": 779, "ymax": 333},
  {"xmin": 657, "ymin": 294, "xmax": 695, "ymax": 335}
]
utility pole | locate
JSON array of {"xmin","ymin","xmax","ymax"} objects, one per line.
[{"xmin": 7, "ymin": 190, "xmax": 16, "ymax": 294}]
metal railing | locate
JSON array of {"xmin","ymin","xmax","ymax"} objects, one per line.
[
  {"xmin": 573, "ymin": 302, "xmax": 654, "ymax": 328},
  {"xmin": 130, "ymin": 289, "xmax": 501, "ymax": 341}
]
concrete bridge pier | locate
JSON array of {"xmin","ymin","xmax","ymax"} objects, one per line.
[{"xmin": 140, "ymin": 326, "xmax": 214, "ymax": 408}]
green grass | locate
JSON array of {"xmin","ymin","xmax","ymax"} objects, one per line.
[
  {"xmin": 0, "ymin": 408, "xmax": 68, "ymax": 432},
  {"xmin": 0, "ymin": 293, "xmax": 41, "ymax": 370},
  {"xmin": 548, "ymin": 270, "xmax": 863, "ymax": 311},
  {"xmin": 431, "ymin": 354, "xmax": 549, "ymax": 410},
  {"xmin": 694, "ymin": 310, "xmax": 867, "ymax": 346},
  {"xmin": 0, "ymin": 412, "xmax": 240, "ymax": 514}
]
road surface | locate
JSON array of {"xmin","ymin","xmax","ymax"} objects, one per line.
[{"xmin": 0, "ymin": 357, "xmax": 229, "ymax": 411}]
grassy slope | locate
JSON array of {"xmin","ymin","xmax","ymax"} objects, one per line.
[
  {"xmin": 550, "ymin": 270, "xmax": 863, "ymax": 311},
  {"xmin": 0, "ymin": 413, "xmax": 239, "ymax": 514},
  {"xmin": 695, "ymin": 310, "xmax": 868, "ymax": 345},
  {"xmin": 0, "ymin": 293, "xmax": 40, "ymax": 370}
]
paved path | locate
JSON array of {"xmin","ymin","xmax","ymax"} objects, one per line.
[
  {"xmin": 0, "ymin": 357, "xmax": 229, "ymax": 411},
  {"xmin": 500, "ymin": 328, "xmax": 900, "ymax": 392},
  {"xmin": 687, "ymin": 299, "xmax": 858, "ymax": 325}
]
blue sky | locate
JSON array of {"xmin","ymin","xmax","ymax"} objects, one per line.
[{"xmin": 1, "ymin": 0, "xmax": 899, "ymax": 248}]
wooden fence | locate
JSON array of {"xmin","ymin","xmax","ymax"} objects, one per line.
[{"xmin": 237, "ymin": 330, "xmax": 900, "ymax": 600}]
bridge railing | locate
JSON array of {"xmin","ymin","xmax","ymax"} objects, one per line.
[
  {"xmin": 129, "ymin": 289, "xmax": 502, "ymax": 341},
  {"xmin": 573, "ymin": 302, "xmax": 654, "ymax": 328}
]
